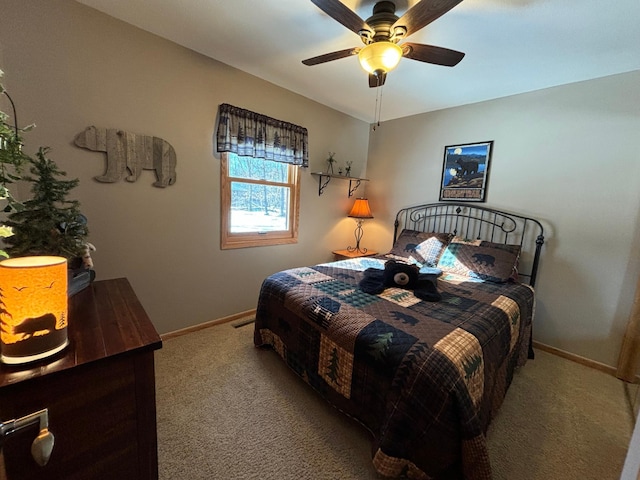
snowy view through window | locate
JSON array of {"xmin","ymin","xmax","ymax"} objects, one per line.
[{"xmin": 229, "ymin": 154, "xmax": 290, "ymax": 233}]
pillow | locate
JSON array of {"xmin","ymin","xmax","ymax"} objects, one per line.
[
  {"xmin": 436, "ymin": 236, "xmax": 521, "ymax": 283},
  {"xmin": 387, "ymin": 230, "xmax": 451, "ymax": 267}
]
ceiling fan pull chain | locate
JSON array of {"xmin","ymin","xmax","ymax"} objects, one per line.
[
  {"xmin": 373, "ymin": 76, "xmax": 384, "ymax": 131},
  {"xmin": 377, "ymin": 85, "xmax": 383, "ymax": 128},
  {"xmin": 372, "ymin": 86, "xmax": 379, "ymax": 131}
]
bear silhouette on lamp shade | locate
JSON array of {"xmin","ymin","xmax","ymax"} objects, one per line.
[{"xmin": 0, "ymin": 256, "xmax": 69, "ymax": 365}]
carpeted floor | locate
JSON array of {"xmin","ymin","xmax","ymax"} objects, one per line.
[{"xmin": 155, "ymin": 319, "xmax": 635, "ymax": 479}]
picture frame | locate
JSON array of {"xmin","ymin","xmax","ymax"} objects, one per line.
[{"xmin": 439, "ymin": 141, "xmax": 493, "ymax": 202}]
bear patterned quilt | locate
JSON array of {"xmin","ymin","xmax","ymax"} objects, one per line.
[{"xmin": 253, "ymin": 257, "xmax": 534, "ymax": 480}]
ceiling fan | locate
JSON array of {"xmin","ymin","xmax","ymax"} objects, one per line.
[{"xmin": 303, "ymin": 0, "xmax": 465, "ymax": 88}]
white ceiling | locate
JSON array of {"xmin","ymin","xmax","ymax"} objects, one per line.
[{"xmin": 76, "ymin": 0, "xmax": 640, "ymax": 122}]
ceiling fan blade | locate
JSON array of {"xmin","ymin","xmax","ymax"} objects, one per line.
[
  {"xmin": 392, "ymin": 0, "xmax": 463, "ymax": 38},
  {"xmin": 302, "ymin": 47, "xmax": 359, "ymax": 66},
  {"xmin": 310, "ymin": 0, "xmax": 372, "ymax": 36},
  {"xmin": 402, "ymin": 42, "xmax": 465, "ymax": 66},
  {"xmin": 369, "ymin": 71, "xmax": 386, "ymax": 88}
]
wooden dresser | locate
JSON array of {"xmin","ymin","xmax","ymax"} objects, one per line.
[{"xmin": 0, "ymin": 278, "xmax": 162, "ymax": 480}]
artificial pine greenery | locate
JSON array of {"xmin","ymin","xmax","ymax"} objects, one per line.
[{"xmin": 3, "ymin": 147, "xmax": 88, "ymax": 259}]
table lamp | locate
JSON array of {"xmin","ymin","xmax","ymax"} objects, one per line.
[
  {"xmin": 347, "ymin": 198, "xmax": 373, "ymax": 254},
  {"xmin": 0, "ymin": 256, "xmax": 69, "ymax": 365}
]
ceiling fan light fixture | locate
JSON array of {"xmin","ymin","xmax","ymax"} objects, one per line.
[{"xmin": 357, "ymin": 41, "xmax": 402, "ymax": 74}]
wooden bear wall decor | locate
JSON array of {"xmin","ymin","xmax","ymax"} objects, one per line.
[{"xmin": 74, "ymin": 126, "xmax": 177, "ymax": 187}]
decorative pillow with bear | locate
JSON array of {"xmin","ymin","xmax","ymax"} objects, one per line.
[
  {"xmin": 436, "ymin": 236, "xmax": 521, "ymax": 283},
  {"xmin": 387, "ymin": 230, "xmax": 452, "ymax": 267}
]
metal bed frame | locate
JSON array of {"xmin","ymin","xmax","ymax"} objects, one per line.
[{"xmin": 394, "ymin": 202, "xmax": 545, "ymax": 287}]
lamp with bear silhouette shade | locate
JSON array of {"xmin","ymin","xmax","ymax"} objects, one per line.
[
  {"xmin": 347, "ymin": 198, "xmax": 374, "ymax": 255},
  {"xmin": 0, "ymin": 256, "xmax": 68, "ymax": 365}
]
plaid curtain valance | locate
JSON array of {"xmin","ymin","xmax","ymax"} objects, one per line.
[{"xmin": 216, "ymin": 103, "xmax": 308, "ymax": 167}]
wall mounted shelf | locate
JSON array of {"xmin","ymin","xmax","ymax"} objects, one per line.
[{"xmin": 311, "ymin": 172, "xmax": 369, "ymax": 197}]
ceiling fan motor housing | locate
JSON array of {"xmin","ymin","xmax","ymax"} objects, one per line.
[{"xmin": 365, "ymin": 1, "xmax": 401, "ymax": 43}]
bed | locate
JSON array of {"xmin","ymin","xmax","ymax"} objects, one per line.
[{"xmin": 254, "ymin": 202, "xmax": 545, "ymax": 480}]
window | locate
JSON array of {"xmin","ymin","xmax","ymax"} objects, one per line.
[
  {"xmin": 221, "ymin": 152, "xmax": 300, "ymax": 249},
  {"xmin": 215, "ymin": 103, "xmax": 307, "ymax": 249}
]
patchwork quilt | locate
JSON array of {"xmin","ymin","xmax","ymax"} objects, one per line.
[{"xmin": 254, "ymin": 257, "xmax": 534, "ymax": 480}]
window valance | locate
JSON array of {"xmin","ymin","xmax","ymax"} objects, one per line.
[{"xmin": 216, "ymin": 103, "xmax": 308, "ymax": 167}]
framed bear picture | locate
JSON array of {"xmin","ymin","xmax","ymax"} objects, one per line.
[{"xmin": 439, "ymin": 141, "xmax": 493, "ymax": 202}]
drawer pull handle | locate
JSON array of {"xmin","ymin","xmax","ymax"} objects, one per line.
[{"xmin": 0, "ymin": 408, "xmax": 55, "ymax": 466}]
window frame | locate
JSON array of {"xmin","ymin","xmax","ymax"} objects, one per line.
[{"xmin": 220, "ymin": 152, "xmax": 300, "ymax": 249}]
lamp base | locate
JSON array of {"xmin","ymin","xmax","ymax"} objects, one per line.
[
  {"xmin": 347, "ymin": 245, "xmax": 368, "ymax": 255},
  {"xmin": 1, "ymin": 334, "xmax": 68, "ymax": 365},
  {"xmin": 347, "ymin": 219, "xmax": 369, "ymax": 255}
]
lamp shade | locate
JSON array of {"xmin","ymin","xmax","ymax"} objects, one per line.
[
  {"xmin": 0, "ymin": 256, "xmax": 69, "ymax": 365},
  {"xmin": 357, "ymin": 42, "xmax": 403, "ymax": 74},
  {"xmin": 348, "ymin": 198, "xmax": 374, "ymax": 219}
]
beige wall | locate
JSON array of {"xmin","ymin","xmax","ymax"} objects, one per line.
[
  {"xmin": 0, "ymin": 0, "xmax": 371, "ymax": 334},
  {"xmin": 365, "ymin": 71, "xmax": 640, "ymax": 367}
]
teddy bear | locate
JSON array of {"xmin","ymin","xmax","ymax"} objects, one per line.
[
  {"xmin": 80, "ymin": 242, "xmax": 96, "ymax": 269},
  {"xmin": 358, "ymin": 259, "xmax": 441, "ymax": 302}
]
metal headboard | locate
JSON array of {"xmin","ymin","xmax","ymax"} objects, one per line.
[{"xmin": 394, "ymin": 203, "xmax": 545, "ymax": 287}]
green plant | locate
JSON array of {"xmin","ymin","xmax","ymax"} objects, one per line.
[
  {"xmin": 3, "ymin": 147, "xmax": 88, "ymax": 259},
  {"xmin": 1, "ymin": 68, "xmax": 33, "ymax": 257},
  {"xmin": 1, "ymin": 71, "xmax": 31, "ymax": 207},
  {"xmin": 0, "ymin": 224, "xmax": 12, "ymax": 258},
  {"xmin": 1, "ymin": 69, "xmax": 87, "ymax": 260}
]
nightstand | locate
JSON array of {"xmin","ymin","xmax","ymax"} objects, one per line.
[{"xmin": 332, "ymin": 249, "xmax": 378, "ymax": 261}]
